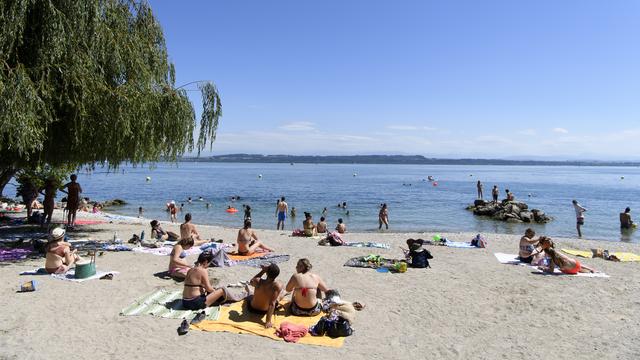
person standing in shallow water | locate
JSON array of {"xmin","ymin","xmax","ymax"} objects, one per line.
[
  {"xmin": 620, "ymin": 207, "xmax": 634, "ymax": 230},
  {"xmin": 378, "ymin": 203, "xmax": 389, "ymax": 230},
  {"xmin": 572, "ymin": 199, "xmax": 587, "ymax": 237},
  {"xmin": 476, "ymin": 181, "xmax": 484, "ymax": 200},
  {"xmin": 276, "ymin": 197, "xmax": 288, "ymax": 230}
]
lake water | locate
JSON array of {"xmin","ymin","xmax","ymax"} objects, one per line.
[{"xmin": 71, "ymin": 163, "xmax": 638, "ymax": 243}]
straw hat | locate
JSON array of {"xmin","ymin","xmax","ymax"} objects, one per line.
[{"xmin": 51, "ymin": 228, "xmax": 66, "ymax": 240}]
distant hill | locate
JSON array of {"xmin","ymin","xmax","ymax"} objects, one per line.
[{"xmin": 178, "ymin": 154, "xmax": 640, "ymax": 167}]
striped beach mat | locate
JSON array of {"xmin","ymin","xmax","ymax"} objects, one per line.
[
  {"xmin": 344, "ymin": 242, "xmax": 390, "ymax": 249},
  {"xmin": 120, "ymin": 288, "xmax": 220, "ymax": 321}
]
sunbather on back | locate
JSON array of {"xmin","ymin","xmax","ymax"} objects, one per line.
[{"xmin": 285, "ymin": 258, "xmax": 330, "ymax": 316}]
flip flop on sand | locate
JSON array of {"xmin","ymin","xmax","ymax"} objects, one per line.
[
  {"xmin": 177, "ymin": 319, "xmax": 189, "ymax": 335},
  {"xmin": 190, "ymin": 311, "xmax": 206, "ymax": 325}
]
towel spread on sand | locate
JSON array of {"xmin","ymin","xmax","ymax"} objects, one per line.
[
  {"xmin": 344, "ymin": 255, "xmax": 402, "ymax": 269},
  {"xmin": 445, "ymin": 241, "xmax": 477, "ymax": 249},
  {"xmin": 50, "ymin": 269, "xmax": 120, "ymax": 282},
  {"xmin": 120, "ymin": 288, "xmax": 221, "ymax": 321},
  {"xmin": 226, "ymin": 252, "xmax": 267, "ymax": 261},
  {"xmin": 493, "ymin": 253, "xmax": 609, "ymax": 278},
  {"xmin": 232, "ymin": 253, "xmax": 291, "ymax": 268},
  {"xmin": 190, "ymin": 301, "xmax": 345, "ymax": 348},
  {"xmin": 562, "ymin": 249, "xmax": 640, "ymax": 262},
  {"xmin": 131, "ymin": 246, "xmax": 202, "ymax": 257},
  {"xmin": 344, "ymin": 242, "xmax": 391, "ymax": 249},
  {"xmin": 0, "ymin": 248, "xmax": 35, "ymax": 261}
]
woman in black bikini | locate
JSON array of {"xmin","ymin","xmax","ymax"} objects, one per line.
[{"xmin": 182, "ymin": 252, "xmax": 226, "ymax": 310}]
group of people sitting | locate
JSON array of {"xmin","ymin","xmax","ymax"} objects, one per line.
[
  {"xmin": 181, "ymin": 256, "xmax": 350, "ymax": 329},
  {"xmin": 301, "ymin": 212, "xmax": 346, "ymax": 237},
  {"xmin": 518, "ymin": 228, "xmax": 596, "ymax": 274}
]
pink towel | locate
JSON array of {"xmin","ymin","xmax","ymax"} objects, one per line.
[{"xmin": 276, "ymin": 321, "xmax": 309, "ymax": 343}]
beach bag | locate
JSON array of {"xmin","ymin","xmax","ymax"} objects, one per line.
[
  {"xmin": 207, "ymin": 249, "xmax": 231, "ymax": 267},
  {"xmin": 471, "ymin": 234, "xmax": 487, "ymax": 248},
  {"xmin": 312, "ymin": 317, "xmax": 353, "ymax": 338}
]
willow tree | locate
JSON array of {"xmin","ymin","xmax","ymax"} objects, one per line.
[{"xmin": 0, "ymin": 0, "xmax": 222, "ymax": 195}]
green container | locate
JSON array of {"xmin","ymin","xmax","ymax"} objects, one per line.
[{"xmin": 75, "ymin": 260, "xmax": 96, "ymax": 279}]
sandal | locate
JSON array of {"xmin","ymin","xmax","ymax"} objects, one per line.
[
  {"xmin": 177, "ymin": 319, "xmax": 189, "ymax": 335},
  {"xmin": 190, "ymin": 311, "xmax": 206, "ymax": 325},
  {"xmin": 100, "ymin": 273, "xmax": 113, "ymax": 280}
]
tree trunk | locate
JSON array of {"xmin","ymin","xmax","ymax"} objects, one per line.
[{"xmin": 0, "ymin": 167, "xmax": 17, "ymax": 197}]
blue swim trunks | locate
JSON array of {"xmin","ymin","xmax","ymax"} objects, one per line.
[{"xmin": 278, "ymin": 211, "xmax": 286, "ymax": 221}]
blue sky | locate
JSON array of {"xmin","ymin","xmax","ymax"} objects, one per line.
[{"xmin": 149, "ymin": 0, "xmax": 640, "ymax": 160}]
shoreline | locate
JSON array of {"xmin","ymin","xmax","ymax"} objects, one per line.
[{"xmin": 2, "ymin": 210, "xmax": 640, "ymax": 359}]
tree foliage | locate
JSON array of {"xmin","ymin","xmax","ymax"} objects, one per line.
[{"xmin": 0, "ymin": 0, "xmax": 222, "ymax": 194}]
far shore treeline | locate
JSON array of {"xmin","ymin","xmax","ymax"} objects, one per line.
[{"xmin": 179, "ymin": 154, "xmax": 640, "ymax": 167}]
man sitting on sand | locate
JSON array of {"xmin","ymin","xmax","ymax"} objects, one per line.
[
  {"xmin": 335, "ymin": 218, "xmax": 346, "ymax": 234},
  {"xmin": 236, "ymin": 220, "xmax": 274, "ymax": 255},
  {"xmin": 44, "ymin": 228, "xmax": 83, "ymax": 274},
  {"xmin": 247, "ymin": 263, "xmax": 283, "ymax": 328},
  {"xmin": 150, "ymin": 220, "xmax": 179, "ymax": 242},
  {"xmin": 284, "ymin": 258, "xmax": 330, "ymax": 316},
  {"xmin": 316, "ymin": 217, "xmax": 328, "ymax": 233},
  {"xmin": 180, "ymin": 213, "xmax": 208, "ymax": 246}
]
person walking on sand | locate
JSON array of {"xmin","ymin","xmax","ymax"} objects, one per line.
[
  {"xmin": 39, "ymin": 177, "xmax": 57, "ymax": 228},
  {"xmin": 477, "ymin": 181, "xmax": 484, "ymax": 200},
  {"xmin": 491, "ymin": 185, "xmax": 499, "ymax": 203},
  {"xmin": 572, "ymin": 200, "xmax": 587, "ymax": 237},
  {"xmin": 61, "ymin": 174, "xmax": 82, "ymax": 229},
  {"xmin": 168, "ymin": 201, "xmax": 178, "ymax": 223},
  {"xmin": 276, "ymin": 197, "xmax": 288, "ymax": 230},
  {"xmin": 378, "ymin": 203, "xmax": 389, "ymax": 230},
  {"xmin": 620, "ymin": 207, "xmax": 634, "ymax": 230}
]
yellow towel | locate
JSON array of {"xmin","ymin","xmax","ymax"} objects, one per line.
[
  {"xmin": 190, "ymin": 301, "xmax": 345, "ymax": 348},
  {"xmin": 561, "ymin": 249, "xmax": 593, "ymax": 258},
  {"xmin": 562, "ymin": 249, "xmax": 640, "ymax": 262}
]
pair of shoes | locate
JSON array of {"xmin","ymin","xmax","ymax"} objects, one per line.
[
  {"xmin": 99, "ymin": 273, "xmax": 113, "ymax": 280},
  {"xmin": 190, "ymin": 311, "xmax": 206, "ymax": 325},
  {"xmin": 177, "ymin": 319, "xmax": 189, "ymax": 335}
]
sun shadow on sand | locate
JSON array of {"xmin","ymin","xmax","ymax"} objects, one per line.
[{"xmin": 226, "ymin": 300, "xmax": 290, "ymax": 327}]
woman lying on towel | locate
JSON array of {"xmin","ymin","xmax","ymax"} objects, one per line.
[
  {"xmin": 169, "ymin": 237, "xmax": 195, "ymax": 279},
  {"xmin": 236, "ymin": 220, "xmax": 274, "ymax": 255},
  {"xmin": 537, "ymin": 237, "xmax": 596, "ymax": 274},
  {"xmin": 44, "ymin": 228, "xmax": 83, "ymax": 274},
  {"xmin": 182, "ymin": 251, "xmax": 227, "ymax": 310},
  {"xmin": 284, "ymin": 258, "xmax": 330, "ymax": 316}
]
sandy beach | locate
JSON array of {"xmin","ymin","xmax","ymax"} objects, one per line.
[{"xmin": 1, "ymin": 210, "xmax": 639, "ymax": 360}]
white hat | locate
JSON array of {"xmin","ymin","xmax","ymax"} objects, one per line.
[
  {"xmin": 170, "ymin": 200, "xmax": 176, "ymax": 205},
  {"xmin": 51, "ymin": 228, "xmax": 66, "ymax": 240}
]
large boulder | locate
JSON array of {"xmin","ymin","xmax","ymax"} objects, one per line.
[
  {"xmin": 468, "ymin": 200, "xmax": 550, "ymax": 224},
  {"xmin": 519, "ymin": 211, "xmax": 533, "ymax": 223}
]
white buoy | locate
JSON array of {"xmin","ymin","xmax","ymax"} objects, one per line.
[
  {"xmin": 145, "ymin": 176, "xmax": 151, "ymax": 182},
  {"xmin": 621, "ymin": 176, "xmax": 625, "ymax": 180},
  {"xmin": 258, "ymin": 174, "xmax": 262, "ymax": 179},
  {"xmin": 353, "ymin": 173, "xmax": 357, "ymax": 177}
]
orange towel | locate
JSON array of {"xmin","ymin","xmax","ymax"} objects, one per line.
[
  {"xmin": 190, "ymin": 301, "xmax": 345, "ymax": 348},
  {"xmin": 227, "ymin": 252, "xmax": 268, "ymax": 261}
]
